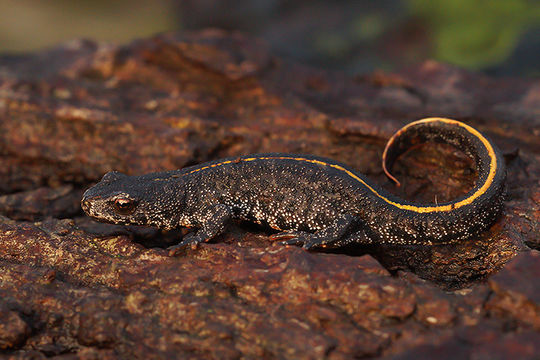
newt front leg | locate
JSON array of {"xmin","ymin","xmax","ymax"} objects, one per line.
[{"xmin": 168, "ymin": 204, "xmax": 233, "ymax": 256}]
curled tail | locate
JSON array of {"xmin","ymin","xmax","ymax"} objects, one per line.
[{"xmin": 369, "ymin": 117, "xmax": 506, "ymax": 244}]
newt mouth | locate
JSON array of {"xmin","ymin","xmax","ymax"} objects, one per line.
[
  {"xmin": 80, "ymin": 198, "xmax": 91, "ymax": 214},
  {"xmin": 81, "ymin": 195, "xmax": 100, "ymax": 215}
]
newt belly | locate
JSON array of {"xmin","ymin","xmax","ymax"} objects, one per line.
[{"xmin": 81, "ymin": 117, "xmax": 506, "ymax": 254}]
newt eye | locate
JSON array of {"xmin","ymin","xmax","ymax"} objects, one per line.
[{"xmin": 113, "ymin": 198, "xmax": 137, "ymax": 215}]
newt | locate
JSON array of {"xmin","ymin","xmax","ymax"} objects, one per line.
[{"xmin": 81, "ymin": 117, "xmax": 506, "ymax": 254}]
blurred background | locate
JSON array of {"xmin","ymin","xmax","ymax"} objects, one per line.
[{"xmin": 1, "ymin": 0, "xmax": 539, "ymax": 77}]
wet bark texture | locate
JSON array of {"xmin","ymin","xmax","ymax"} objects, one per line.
[{"xmin": 0, "ymin": 31, "xmax": 538, "ymax": 359}]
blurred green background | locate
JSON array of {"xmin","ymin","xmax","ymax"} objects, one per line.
[{"xmin": 1, "ymin": 0, "xmax": 538, "ymax": 76}]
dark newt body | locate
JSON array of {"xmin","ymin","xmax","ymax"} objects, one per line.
[{"xmin": 81, "ymin": 118, "xmax": 506, "ymax": 252}]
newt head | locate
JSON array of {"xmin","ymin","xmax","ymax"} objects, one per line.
[{"xmin": 81, "ymin": 170, "xmax": 183, "ymax": 230}]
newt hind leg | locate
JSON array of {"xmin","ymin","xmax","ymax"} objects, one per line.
[{"xmin": 270, "ymin": 213, "xmax": 369, "ymax": 250}]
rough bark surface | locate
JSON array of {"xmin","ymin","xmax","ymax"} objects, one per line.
[{"xmin": 0, "ymin": 31, "xmax": 538, "ymax": 359}]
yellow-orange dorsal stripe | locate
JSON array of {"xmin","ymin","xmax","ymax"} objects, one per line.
[{"xmin": 185, "ymin": 118, "xmax": 497, "ymax": 214}]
